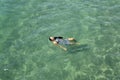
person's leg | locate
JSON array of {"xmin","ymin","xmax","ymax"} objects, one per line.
[
  {"xmin": 67, "ymin": 38, "xmax": 80, "ymax": 45},
  {"xmin": 68, "ymin": 38, "xmax": 75, "ymax": 41}
]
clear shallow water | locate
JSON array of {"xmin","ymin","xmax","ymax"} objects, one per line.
[{"xmin": 0, "ymin": 0, "xmax": 120, "ymax": 80}]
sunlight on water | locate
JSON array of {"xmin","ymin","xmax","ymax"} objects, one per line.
[{"xmin": 0, "ymin": 0, "xmax": 120, "ymax": 80}]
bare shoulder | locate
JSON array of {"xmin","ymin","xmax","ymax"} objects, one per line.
[{"xmin": 53, "ymin": 41, "xmax": 58, "ymax": 45}]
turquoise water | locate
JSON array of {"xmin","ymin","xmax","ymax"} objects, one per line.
[{"xmin": 0, "ymin": 0, "xmax": 120, "ymax": 80}]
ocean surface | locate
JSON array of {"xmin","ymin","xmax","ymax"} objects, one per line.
[{"xmin": 0, "ymin": 0, "xmax": 120, "ymax": 80}]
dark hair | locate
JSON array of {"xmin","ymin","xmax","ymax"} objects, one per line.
[
  {"xmin": 49, "ymin": 36, "xmax": 63, "ymax": 41},
  {"xmin": 54, "ymin": 37, "xmax": 63, "ymax": 39}
]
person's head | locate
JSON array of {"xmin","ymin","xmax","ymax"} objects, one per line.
[{"xmin": 49, "ymin": 37, "xmax": 54, "ymax": 41}]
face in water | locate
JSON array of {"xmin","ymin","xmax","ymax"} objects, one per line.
[{"xmin": 49, "ymin": 37, "xmax": 54, "ymax": 41}]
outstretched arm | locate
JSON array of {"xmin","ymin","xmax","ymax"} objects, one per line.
[
  {"xmin": 57, "ymin": 45, "xmax": 67, "ymax": 51},
  {"xmin": 53, "ymin": 41, "xmax": 67, "ymax": 51}
]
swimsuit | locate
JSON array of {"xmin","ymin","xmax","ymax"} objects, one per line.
[{"xmin": 55, "ymin": 38, "xmax": 70, "ymax": 45}]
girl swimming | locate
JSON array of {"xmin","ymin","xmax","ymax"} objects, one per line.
[{"xmin": 49, "ymin": 36, "xmax": 79, "ymax": 51}]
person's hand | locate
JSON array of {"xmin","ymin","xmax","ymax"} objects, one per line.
[
  {"xmin": 58, "ymin": 45, "xmax": 67, "ymax": 51},
  {"xmin": 64, "ymin": 48, "xmax": 67, "ymax": 51}
]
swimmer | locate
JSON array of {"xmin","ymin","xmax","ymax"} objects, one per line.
[{"xmin": 49, "ymin": 36, "xmax": 80, "ymax": 51}]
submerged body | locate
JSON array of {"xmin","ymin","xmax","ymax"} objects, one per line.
[{"xmin": 55, "ymin": 38, "xmax": 71, "ymax": 45}]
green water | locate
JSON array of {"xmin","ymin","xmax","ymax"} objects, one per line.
[{"xmin": 0, "ymin": 0, "xmax": 120, "ymax": 80}]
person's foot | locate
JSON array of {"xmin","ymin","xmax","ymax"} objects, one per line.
[{"xmin": 76, "ymin": 42, "xmax": 80, "ymax": 45}]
